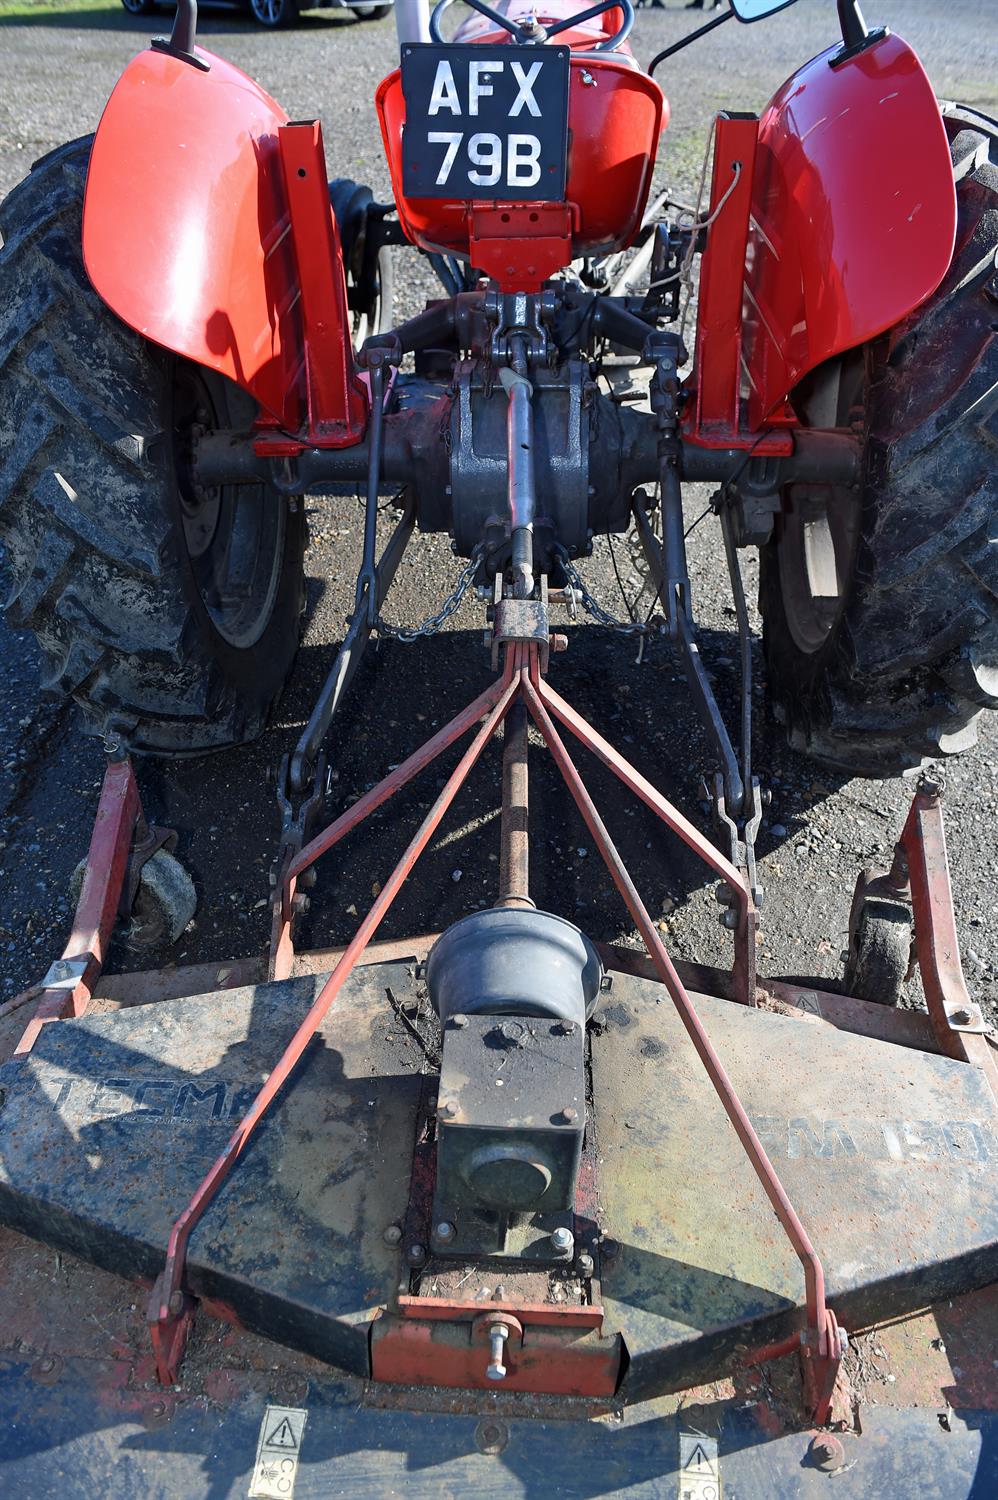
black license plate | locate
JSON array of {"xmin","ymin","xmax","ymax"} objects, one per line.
[{"xmin": 400, "ymin": 43, "xmax": 570, "ymax": 202}]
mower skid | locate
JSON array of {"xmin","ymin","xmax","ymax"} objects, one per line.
[{"xmin": 82, "ymin": 46, "xmax": 366, "ymax": 442}]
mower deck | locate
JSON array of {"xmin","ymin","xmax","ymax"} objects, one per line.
[{"xmin": 2, "ymin": 954, "xmax": 995, "ymax": 1411}]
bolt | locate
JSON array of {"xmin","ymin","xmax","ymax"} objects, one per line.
[
  {"xmin": 435, "ymin": 1220, "xmax": 457, "ymax": 1245},
  {"xmin": 576, "ymin": 1251, "xmax": 595, "ymax": 1277},
  {"xmin": 407, "ymin": 1243, "xmax": 426, "ymax": 1267},
  {"xmin": 551, "ymin": 1227, "xmax": 575, "ymax": 1256},
  {"xmin": 808, "ymin": 1434, "xmax": 845, "ymax": 1473},
  {"xmin": 557, "ymin": 1107, "xmax": 578, "ymax": 1124},
  {"xmin": 439, "ymin": 1099, "xmax": 459, "ymax": 1119},
  {"xmin": 720, "ymin": 908, "xmax": 739, "ymax": 930},
  {"xmin": 37, "ymin": 1356, "xmax": 55, "ymax": 1374},
  {"xmin": 554, "ymin": 1019, "xmax": 577, "ymax": 1036},
  {"xmin": 451, "ymin": 1014, "xmax": 469, "ymax": 1029},
  {"xmin": 383, "ymin": 1224, "xmax": 403, "ymax": 1246},
  {"xmin": 549, "ymin": 633, "xmax": 568, "ymax": 654},
  {"xmin": 486, "ymin": 1323, "xmax": 509, "ymax": 1380},
  {"xmin": 168, "ymin": 1290, "xmax": 184, "ymax": 1316},
  {"xmin": 918, "ymin": 775, "xmax": 942, "ymax": 801},
  {"xmin": 950, "ymin": 1007, "xmax": 973, "ymax": 1026}
]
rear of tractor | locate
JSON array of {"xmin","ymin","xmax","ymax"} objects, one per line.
[{"xmin": 1, "ymin": 1, "xmax": 997, "ymax": 1494}]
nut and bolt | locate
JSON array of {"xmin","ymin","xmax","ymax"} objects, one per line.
[
  {"xmin": 37, "ymin": 1356, "xmax": 56, "ymax": 1374},
  {"xmin": 550, "ymin": 1226, "xmax": 575, "ymax": 1256},
  {"xmin": 451, "ymin": 1014, "xmax": 469, "ymax": 1029},
  {"xmin": 439, "ymin": 1099, "xmax": 459, "ymax": 1120},
  {"xmin": 720, "ymin": 908, "xmax": 739, "ymax": 931},
  {"xmin": 383, "ymin": 1224, "xmax": 403, "ymax": 1247},
  {"xmin": 486, "ymin": 1323, "xmax": 510, "ymax": 1381},
  {"xmin": 557, "ymin": 1107, "xmax": 578, "ymax": 1125},
  {"xmin": 576, "ymin": 1251, "xmax": 595, "ymax": 1277},
  {"xmin": 554, "ymin": 1019, "xmax": 577, "ymax": 1036},
  {"xmin": 435, "ymin": 1220, "xmax": 457, "ymax": 1245},
  {"xmin": 808, "ymin": 1434, "xmax": 845, "ymax": 1473},
  {"xmin": 950, "ymin": 1007, "xmax": 973, "ymax": 1026},
  {"xmin": 407, "ymin": 1243, "xmax": 427, "ymax": 1267}
]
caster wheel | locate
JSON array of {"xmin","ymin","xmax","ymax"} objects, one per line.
[
  {"xmin": 71, "ymin": 848, "xmax": 196, "ymax": 949},
  {"xmin": 843, "ymin": 899, "xmax": 912, "ymax": 1007}
]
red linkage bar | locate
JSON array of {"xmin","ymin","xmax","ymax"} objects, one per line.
[
  {"xmin": 149, "ymin": 653, "xmax": 523, "ymax": 1382},
  {"xmin": 539, "ymin": 678, "xmax": 747, "ymax": 911},
  {"xmin": 16, "ymin": 756, "xmax": 141, "ymax": 1056},
  {"xmin": 285, "ymin": 672, "xmax": 515, "ymax": 896},
  {"xmin": 520, "ymin": 662, "xmax": 843, "ymax": 1418}
]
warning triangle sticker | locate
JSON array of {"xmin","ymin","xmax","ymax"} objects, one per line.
[
  {"xmin": 685, "ymin": 1443, "xmax": 713, "ymax": 1473},
  {"xmin": 264, "ymin": 1417, "xmax": 299, "ymax": 1450}
]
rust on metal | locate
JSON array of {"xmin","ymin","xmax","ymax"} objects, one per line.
[
  {"xmin": 901, "ymin": 780, "xmax": 998, "ymax": 1096},
  {"xmin": 371, "ymin": 1312, "xmax": 621, "ymax": 1397},
  {"xmin": 497, "ymin": 701, "xmax": 532, "ymax": 909},
  {"xmin": 16, "ymin": 757, "xmax": 141, "ymax": 1056},
  {"xmin": 397, "ymin": 1296, "xmax": 603, "ymax": 1330}
]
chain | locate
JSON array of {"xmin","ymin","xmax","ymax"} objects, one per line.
[
  {"xmin": 558, "ymin": 553, "xmax": 661, "ymax": 637},
  {"xmin": 375, "ymin": 546, "xmax": 485, "ymax": 642}
]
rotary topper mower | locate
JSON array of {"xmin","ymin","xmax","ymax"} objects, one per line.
[{"xmin": 0, "ymin": 0, "xmax": 997, "ymax": 1494}]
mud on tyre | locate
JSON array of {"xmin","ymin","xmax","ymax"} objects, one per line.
[
  {"xmin": 760, "ymin": 107, "xmax": 998, "ymax": 775},
  {"xmin": 0, "ymin": 137, "xmax": 305, "ymax": 755}
]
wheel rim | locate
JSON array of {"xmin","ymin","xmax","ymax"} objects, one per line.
[
  {"xmin": 175, "ymin": 367, "xmax": 286, "ymax": 651},
  {"xmin": 251, "ymin": 0, "xmax": 284, "ymax": 23},
  {"xmin": 776, "ymin": 486, "xmax": 861, "ymax": 655}
]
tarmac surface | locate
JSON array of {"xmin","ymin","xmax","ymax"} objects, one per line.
[{"xmin": 1, "ymin": 0, "xmax": 997, "ymax": 1034}]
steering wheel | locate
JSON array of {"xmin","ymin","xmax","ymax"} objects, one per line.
[{"xmin": 429, "ymin": 0, "xmax": 635, "ymax": 54}]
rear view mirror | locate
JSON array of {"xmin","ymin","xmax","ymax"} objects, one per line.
[{"xmin": 729, "ymin": 0, "xmax": 798, "ymax": 20}]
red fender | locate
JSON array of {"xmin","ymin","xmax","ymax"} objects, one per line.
[
  {"xmin": 82, "ymin": 46, "xmax": 366, "ymax": 443},
  {"xmin": 741, "ymin": 31, "xmax": 957, "ymax": 425}
]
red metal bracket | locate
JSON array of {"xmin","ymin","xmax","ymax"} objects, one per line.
[
  {"xmin": 16, "ymin": 756, "xmax": 142, "ymax": 1056},
  {"xmin": 901, "ymin": 779, "xmax": 998, "ymax": 1097},
  {"xmin": 278, "ymin": 120, "xmax": 369, "ymax": 448},
  {"xmin": 468, "ymin": 201, "xmax": 575, "ymax": 293},
  {"xmin": 690, "ymin": 113, "xmax": 759, "ymax": 439}
]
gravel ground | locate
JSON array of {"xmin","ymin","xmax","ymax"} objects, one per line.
[{"xmin": 1, "ymin": 0, "xmax": 997, "ymax": 1035}]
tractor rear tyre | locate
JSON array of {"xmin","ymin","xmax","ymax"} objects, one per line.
[
  {"xmin": 0, "ymin": 137, "xmax": 305, "ymax": 755},
  {"xmin": 760, "ymin": 107, "xmax": 998, "ymax": 774}
]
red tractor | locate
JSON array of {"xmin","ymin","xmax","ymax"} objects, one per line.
[
  {"xmin": 0, "ymin": 0, "xmax": 993, "ymax": 784},
  {"xmin": 0, "ymin": 2, "xmax": 996, "ymax": 1493}
]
